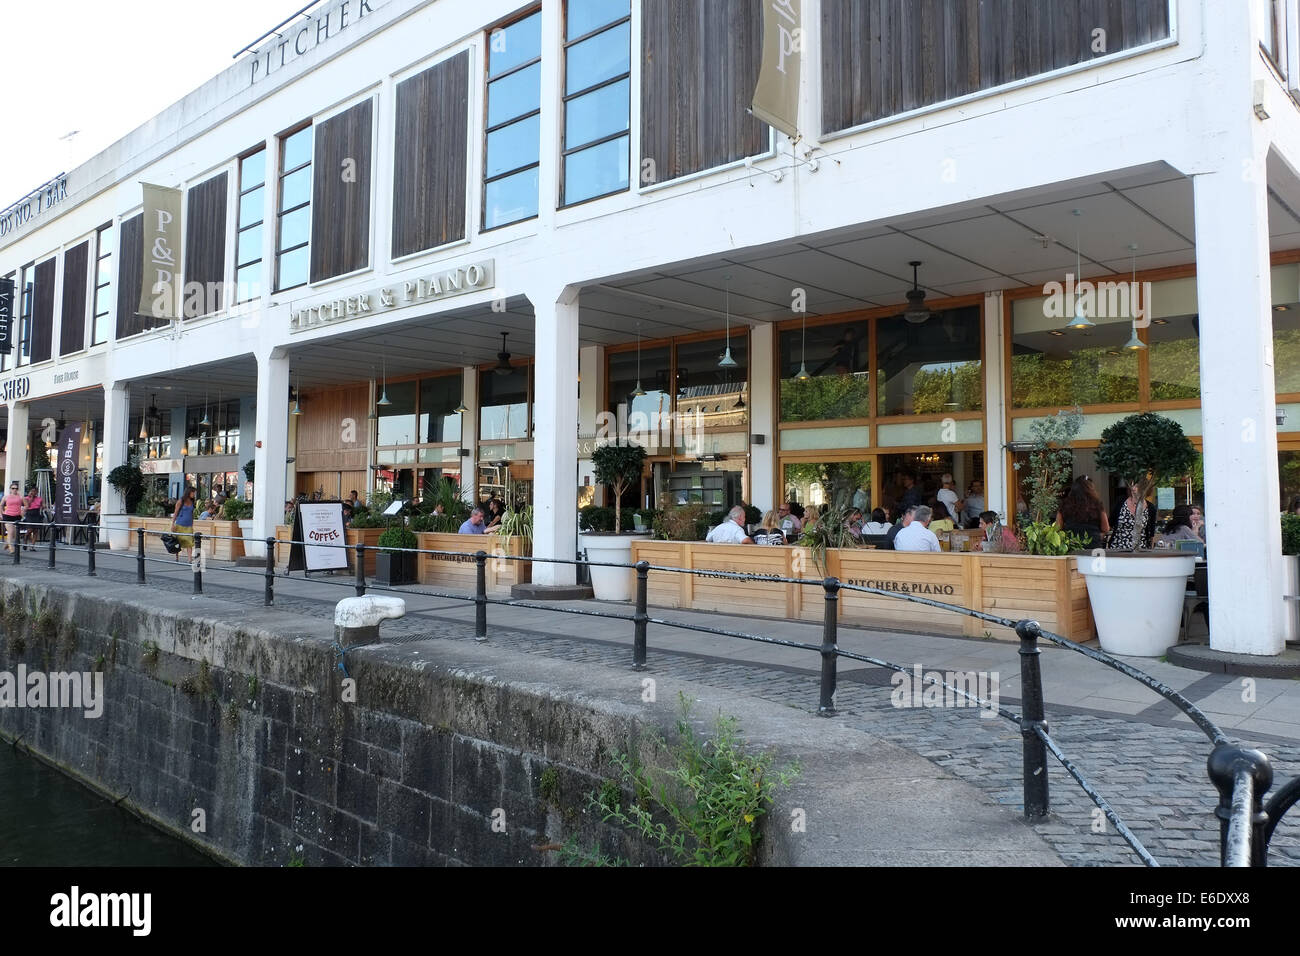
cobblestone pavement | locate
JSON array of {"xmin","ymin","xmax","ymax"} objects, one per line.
[{"xmin": 42, "ymin": 553, "xmax": 1300, "ymax": 867}]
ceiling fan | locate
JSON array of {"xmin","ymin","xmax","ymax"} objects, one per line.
[
  {"xmin": 903, "ymin": 260, "xmax": 931, "ymax": 324},
  {"xmin": 494, "ymin": 331, "xmax": 513, "ymax": 376}
]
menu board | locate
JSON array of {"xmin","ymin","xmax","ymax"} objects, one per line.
[{"xmin": 288, "ymin": 502, "xmax": 348, "ymax": 572}]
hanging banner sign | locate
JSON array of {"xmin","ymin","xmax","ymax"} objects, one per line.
[
  {"xmin": 55, "ymin": 423, "xmax": 83, "ymax": 527},
  {"xmin": 139, "ymin": 183, "xmax": 183, "ymax": 322},
  {"xmin": 0, "ymin": 277, "xmax": 12, "ymax": 354},
  {"xmin": 751, "ymin": 0, "xmax": 802, "ymax": 138},
  {"xmin": 289, "ymin": 502, "xmax": 349, "ymax": 572}
]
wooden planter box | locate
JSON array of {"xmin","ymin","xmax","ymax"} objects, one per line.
[
  {"xmin": 275, "ymin": 524, "xmax": 293, "ymax": 569},
  {"xmin": 345, "ymin": 528, "xmax": 385, "ymax": 576},
  {"xmin": 629, "ymin": 541, "xmax": 1095, "ymax": 642},
  {"xmin": 192, "ymin": 520, "xmax": 244, "ymax": 561},
  {"xmin": 415, "ymin": 533, "xmax": 531, "ymax": 594},
  {"xmin": 127, "ymin": 516, "xmax": 176, "ymax": 556}
]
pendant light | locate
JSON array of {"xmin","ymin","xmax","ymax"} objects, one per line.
[
  {"xmin": 367, "ymin": 366, "xmax": 379, "ymax": 420},
  {"xmin": 718, "ymin": 275, "xmax": 737, "ymax": 368},
  {"xmin": 82, "ymin": 399, "xmax": 90, "ymax": 445},
  {"xmin": 633, "ymin": 325, "xmax": 646, "ymax": 397},
  {"xmin": 377, "ymin": 357, "xmax": 392, "ymax": 406},
  {"xmin": 200, "ymin": 387, "xmax": 212, "ymax": 428},
  {"xmin": 903, "ymin": 261, "xmax": 931, "ymax": 324},
  {"xmin": 290, "ymin": 378, "xmax": 303, "ymax": 416},
  {"xmin": 1122, "ymin": 243, "xmax": 1147, "ymax": 351},
  {"xmin": 795, "ymin": 311, "xmax": 811, "ymax": 381},
  {"xmin": 494, "ymin": 332, "xmax": 513, "ymax": 376},
  {"xmin": 454, "ymin": 352, "xmax": 469, "ymax": 414},
  {"xmin": 1065, "ymin": 209, "xmax": 1094, "ymax": 331}
]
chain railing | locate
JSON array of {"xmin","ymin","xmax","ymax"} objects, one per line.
[{"xmin": 16, "ymin": 519, "xmax": 1300, "ymax": 867}]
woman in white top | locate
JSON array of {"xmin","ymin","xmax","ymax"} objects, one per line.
[{"xmin": 862, "ymin": 507, "xmax": 892, "ymax": 535}]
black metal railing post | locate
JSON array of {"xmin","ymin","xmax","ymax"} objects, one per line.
[
  {"xmin": 10, "ymin": 523, "xmax": 18, "ymax": 565},
  {"xmin": 1016, "ymin": 619, "xmax": 1049, "ymax": 819},
  {"xmin": 136, "ymin": 528, "xmax": 146, "ymax": 583},
  {"xmin": 632, "ymin": 560, "xmax": 649, "ymax": 670},
  {"xmin": 474, "ymin": 550, "xmax": 487, "ymax": 642},
  {"xmin": 192, "ymin": 532, "xmax": 203, "ymax": 594},
  {"xmin": 354, "ymin": 543, "xmax": 367, "ymax": 597},
  {"xmin": 86, "ymin": 525, "xmax": 96, "ymax": 577},
  {"xmin": 1208, "ymin": 743, "xmax": 1274, "ymax": 866},
  {"xmin": 47, "ymin": 523, "xmax": 56, "ymax": 568},
  {"xmin": 818, "ymin": 576, "xmax": 839, "ymax": 716},
  {"xmin": 264, "ymin": 537, "xmax": 275, "ymax": 606}
]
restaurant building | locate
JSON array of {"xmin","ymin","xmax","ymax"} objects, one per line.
[{"xmin": 0, "ymin": 0, "xmax": 1295, "ymax": 656}]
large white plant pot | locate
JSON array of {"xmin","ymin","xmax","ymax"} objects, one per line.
[
  {"xmin": 1078, "ymin": 553, "xmax": 1196, "ymax": 657},
  {"xmin": 580, "ymin": 532, "xmax": 648, "ymax": 601},
  {"xmin": 1285, "ymin": 556, "xmax": 1300, "ymax": 644}
]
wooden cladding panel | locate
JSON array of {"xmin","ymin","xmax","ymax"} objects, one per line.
[
  {"xmin": 641, "ymin": 0, "xmax": 766, "ymax": 183},
  {"xmin": 59, "ymin": 241, "xmax": 89, "ymax": 356},
  {"xmin": 29, "ymin": 257, "xmax": 56, "ymax": 364},
  {"xmin": 393, "ymin": 51, "xmax": 469, "ymax": 257},
  {"xmin": 115, "ymin": 214, "xmax": 149, "ymax": 338},
  {"xmin": 185, "ymin": 172, "xmax": 228, "ymax": 314},
  {"xmin": 295, "ymin": 385, "xmax": 368, "ymax": 473},
  {"xmin": 310, "ymin": 100, "xmax": 373, "ymax": 283},
  {"xmin": 821, "ymin": 0, "xmax": 1171, "ymax": 133}
]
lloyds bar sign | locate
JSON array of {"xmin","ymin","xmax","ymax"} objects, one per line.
[{"xmin": 0, "ymin": 278, "xmax": 12, "ymax": 354}]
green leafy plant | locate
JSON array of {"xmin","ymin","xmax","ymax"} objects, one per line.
[
  {"xmin": 1018, "ymin": 520, "xmax": 1090, "ymax": 556},
  {"xmin": 580, "ymin": 505, "xmax": 614, "ymax": 532},
  {"xmin": 243, "ymin": 460, "xmax": 255, "ymax": 483},
  {"xmin": 107, "ymin": 460, "xmax": 146, "ymax": 515},
  {"xmin": 652, "ymin": 503, "xmax": 709, "ymax": 541},
  {"xmin": 141, "ymin": 639, "xmax": 161, "ymax": 668},
  {"xmin": 348, "ymin": 509, "xmax": 385, "ymax": 529},
  {"xmin": 1095, "ymin": 412, "xmax": 1198, "ymax": 551},
  {"xmin": 591, "ymin": 443, "xmax": 647, "ymax": 534},
  {"xmin": 221, "ymin": 498, "xmax": 253, "ymax": 521},
  {"xmin": 1283, "ymin": 513, "xmax": 1300, "ymax": 556},
  {"xmin": 798, "ymin": 504, "xmax": 859, "ymax": 574},
  {"xmin": 497, "ymin": 505, "xmax": 533, "ymax": 542},
  {"xmin": 595, "ymin": 694, "xmax": 799, "ymax": 867},
  {"xmin": 376, "ymin": 525, "xmax": 417, "ymax": 554},
  {"xmin": 1017, "ymin": 407, "xmax": 1083, "ymax": 524}
]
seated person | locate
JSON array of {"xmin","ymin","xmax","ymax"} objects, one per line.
[
  {"xmin": 863, "ymin": 508, "xmax": 892, "ymax": 535},
  {"xmin": 1155, "ymin": 505, "xmax": 1201, "ymax": 547},
  {"xmin": 458, "ymin": 508, "xmax": 487, "ymax": 534},
  {"xmin": 753, "ymin": 510, "xmax": 785, "ymax": 545},
  {"xmin": 883, "ymin": 506, "xmax": 916, "ymax": 550},
  {"xmin": 893, "ymin": 505, "xmax": 941, "ymax": 552},
  {"xmin": 844, "ymin": 508, "xmax": 864, "ymax": 540},
  {"xmin": 197, "ymin": 500, "xmax": 218, "ymax": 520},
  {"xmin": 341, "ymin": 503, "xmax": 353, "ymax": 528},
  {"xmin": 705, "ymin": 505, "xmax": 754, "ymax": 544},
  {"xmin": 928, "ymin": 501, "xmax": 955, "ymax": 534},
  {"xmin": 978, "ymin": 511, "xmax": 1021, "ymax": 552}
]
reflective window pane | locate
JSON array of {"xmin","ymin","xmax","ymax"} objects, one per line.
[
  {"xmin": 565, "ymin": 79, "xmax": 629, "ymax": 146},
  {"xmin": 567, "ymin": 0, "xmax": 629, "ymax": 40},
  {"xmin": 778, "ymin": 319, "xmax": 870, "ymax": 423},
  {"xmin": 97, "ymin": 255, "xmax": 113, "ymax": 284},
  {"xmin": 241, "ymin": 149, "xmax": 266, "ymax": 189},
  {"xmin": 480, "ymin": 365, "xmax": 530, "ymax": 439},
  {"xmin": 93, "ymin": 312, "xmax": 111, "ymax": 346},
  {"xmin": 784, "ymin": 461, "xmax": 872, "ymax": 515},
  {"xmin": 877, "ymin": 307, "xmax": 983, "ymax": 415},
  {"xmin": 419, "ymin": 375, "xmax": 464, "ymax": 443},
  {"xmin": 377, "ymin": 381, "xmax": 419, "ymax": 446},
  {"xmin": 484, "ymin": 167, "xmax": 539, "ymax": 229},
  {"xmin": 674, "ymin": 334, "xmax": 748, "ymax": 431},
  {"xmin": 1148, "ymin": 315, "xmax": 1199, "ymax": 400},
  {"xmin": 1276, "ymin": 304, "xmax": 1300, "ymax": 393},
  {"xmin": 279, "ymin": 206, "xmax": 310, "ymax": 251},
  {"xmin": 566, "ymin": 21, "xmax": 630, "ymax": 94},
  {"xmin": 239, "ymin": 185, "xmax": 264, "ymax": 226},
  {"xmin": 283, "ymin": 127, "xmax": 312, "ymax": 171},
  {"xmin": 486, "ymin": 114, "xmax": 541, "ymax": 179},
  {"xmin": 1010, "ymin": 297, "xmax": 1137, "ymax": 408},
  {"xmin": 276, "ymin": 246, "xmax": 309, "ymax": 291},
  {"xmin": 488, "ymin": 11, "xmax": 542, "ymax": 78},
  {"xmin": 236, "ymin": 264, "xmax": 262, "ymax": 303},
  {"xmin": 487, "ymin": 61, "xmax": 541, "ymax": 128},
  {"xmin": 564, "ymin": 136, "xmax": 629, "ymax": 204},
  {"xmin": 237, "ymin": 225, "xmax": 262, "ymax": 266},
  {"xmin": 94, "ymin": 285, "xmax": 113, "ymax": 317},
  {"xmin": 279, "ymin": 167, "xmax": 310, "ymax": 212}
]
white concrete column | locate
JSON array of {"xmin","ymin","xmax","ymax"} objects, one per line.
[
  {"xmin": 1194, "ymin": 162, "xmax": 1285, "ymax": 655},
  {"xmin": 982, "ymin": 291, "xmax": 1007, "ymax": 521},
  {"xmin": 5, "ymin": 402, "xmax": 29, "ymax": 497},
  {"xmin": 459, "ymin": 365, "xmax": 478, "ymax": 505},
  {"xmin": 531, "ymin": 285, "xmax": 580, "ymax": 586},
  {"xmin": 578, "ymin": 345, "xmax": 604, "ymax": 496},
  {"xmin": 99, "ymin": 384, "xmax": 129, "ymax": 548},
  {"xmin": 252, "ymin": 349, "xmax": 291, "ymax": 544},
  {"xmin": 749, "ymin": 323, "xmax": 777, "ymax": 512}
]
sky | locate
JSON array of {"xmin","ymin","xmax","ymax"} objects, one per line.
[{"xmin": 1, "ymin": 0, "xmax": 311, "ymax": 211}]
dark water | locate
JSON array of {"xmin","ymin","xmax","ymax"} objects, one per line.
[{"xmin": 0, "ymin": 743, "xmax": 216, "ymax": 866}]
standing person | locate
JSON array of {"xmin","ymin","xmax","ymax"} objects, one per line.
[
  {"xmin": 348, "ymin": 490, "xmax": 361, "ymax": 509},
  {"xmin": 22, "ymin": 484, "xmax": 45, "ymax": 551},
  {"xmin": 852, "ymin": 484, "xmax": 869, "ymax": 512},
  {"xmin": 172, "ymin": 489, "xmax": 196, "ymax": 562},
  {"xmin": 894, "ymin": 505, "xmax": 941, "ymax": 552},
  {"xmin": 2, "ymin": 482, "xmax": 23, "ymax": 553},
  {"xmin": 1109, "ymin": 482, "xmax": 1155, "ymax": 549},
  {"xmin": 936, "ymin": 474, "xmax": 961, "ymax": 521},
  {"xmin": 898, "ymin": 472, "xmax": 924, "ymax": 511},
  {"xmin": 1055, "ymin": 475, "xmax": 1110, "ymax": 550}
]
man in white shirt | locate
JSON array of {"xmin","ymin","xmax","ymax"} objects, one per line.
[
  {"xmin": 936, "ymin": 474, "xmax": 961, "ymax": 518},
  {"xmin": 894, "ymin": 505, "xmax": 941, "ymax": 552},
  {"xmin": 705, "ymin": 505, "xmax": 754, "ymax": 544}
]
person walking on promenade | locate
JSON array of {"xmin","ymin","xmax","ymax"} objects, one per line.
[
  {"xmin": 172, "ymin": 489, "xmax": 196, "ymax": 562},
  {"xmin": 2, "ymin": 482, "xmax": 22, "ymax": 553}
]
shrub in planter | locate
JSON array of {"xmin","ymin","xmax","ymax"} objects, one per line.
[
  {"xmin": 653, "ymin": 504, "xmax": 708, "ymax": 541},
  {"xmin": 1282, "ymin": 513, "xmax": 1300, "ymax": 556},
  {"xmin": 1018, "ymin": 521, "xmax": 1090, "ymax": 556},
  {"xmin": 591, "ymin": 443, "xmax": 647, "ymax": 534},
  {"xmin": 580, "ymin": 505, "xmax": 614, "ymax": 532},
  {"xmin": 221, "ymin": 498, "xmax": 253, "ymax": 521},
  {"xmin": 1095, "ymin": 412, "xmax": 1198, "ymax": 551}
]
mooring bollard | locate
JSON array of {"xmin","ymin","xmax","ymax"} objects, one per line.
[
  {"xmin": 819, "ymin": 577, "xmax": 839, "ymax": 716},
  {"xmin": 1016, "ymin": 619, "xmax": 1049, "ymax": 819},
  {"xmin": 1208, "ymin": 743, "xmax": 1274, "ymax": 867},
  {"xmin": 264, "ymin": 537, "xmax": 275, "ymax": 606},
  {"xmin": 48, "ymin": 523, "xmax": 56, "ymax": 569},
  {"xmin": 632, "ymin": 560, "xmax": 649, "ymax": 670},
  {"xmin": 136, "ymin": 528, "xmax": 146, "ymax": 583},
  {"xmin": 87, "ymin": 525, "xmax": 96, "ymax": 577},
  {"xmin": 355, "ymin": 542, "xmax": 367, "ymax": 597},
  {"xmin": 192, "ymin": 531, "xmax": 203, "ymax": 595},
  {"xmin": 474, "ymin": 550, "xmax": 487, "ymax": 641}
]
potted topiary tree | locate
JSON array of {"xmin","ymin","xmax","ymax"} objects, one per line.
[
  {"xmin": 581, "ymin": 442, "xmax": 648, "ymax": 600},
  {"xmin": 1082, "ymin": 412, "xmax": 1200, "ymax": 656}
]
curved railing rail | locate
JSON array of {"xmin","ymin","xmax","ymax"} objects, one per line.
[{"xmin": 12, "ymin": 518, "xmax": 1296, "ymax": 867}]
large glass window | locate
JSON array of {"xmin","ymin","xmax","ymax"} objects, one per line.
[
  {"xmin": 606, "ymin": 343, "xmax": 671, "ymax": 446},
  {"xmin": 237, "ymin": 148, "xmax": 266, "ymax": 302},
  {"xmin": 418, "ymin": 375, "xmax": 463, "ymax": 444},
  {"xmin": 784, "ymin": 461, "xmax": 872, "ymax": 514},
  {"xmin": 1148, "ymin": 315, "xmax": 1200, "ymax": 400},
  {"xmin": 276, "ymin": 126, "xmax": 311, "ymax": 291},
  {"xmin": 93, "ymin": 224, "xmax": 113, "ymax": 344},
  {"xmin": 17, "ymin": 263, "xmax": 33, "ymax": 367},
  {"xmin": 1010, "ymin": 297, "xmax": 1137, "ymax": 408},
  {"xmin": 779, "ymin": 319, "xmax": 870, "ymax": 422},
  {"xmin": 130, "ymin": 410, "xmax": 172, "ymax": 460},
  {"xmin": 877, "ymin": 306, "xmax": 982, "ymax": 415},
  {"xmin": 674, "ymin": 335, "xmax": 749, "ymax": 442},
  {"xmin": 186, "ymin": 401, "xmax": 240, "ymax": 456},
  {"xmin": 880, "ymin": 451, "xmax": 984, "ymax": 525},
  {"xmin": 484, "ymin": 10, "xmax": 542, "ymax": 230},
  {"xmin": 480, "ymin": 364, "xmax": 531, "ymax": 440},
  {"xmin": 376, "ymin": 381, "xmax": 418, "ymax": 446},
  {"xmin": 562, "ymin": 0, "xmax": 631, "ymax": 205},
  {"xmin": 1276, "ymin": 301, "xmax": 1300, "ymax": 394}
]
